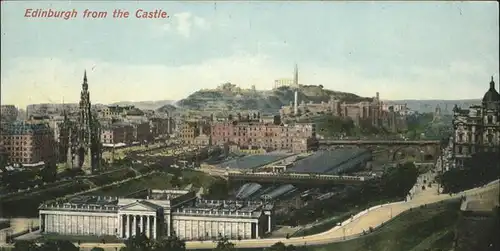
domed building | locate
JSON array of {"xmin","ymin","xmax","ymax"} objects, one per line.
[{"xmin": 452, "ymin": 76, "xmax": 500, "ymax": 168}]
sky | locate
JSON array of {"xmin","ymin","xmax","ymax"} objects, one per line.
[{"xmin": 1, "ymin": 1, "xmax": 499, "ymax": 109}]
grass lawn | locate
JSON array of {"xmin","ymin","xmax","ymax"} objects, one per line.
[
  {"xmin": 291, "ymin": 211, "xmax": 354, "ymax": 237},
  {"xmin": 291, "ymin": 196, "xmax": 403, "ymax": 238},
  {"xmin": 86, "ymin": 170, "xmax": 216, "ymax": 197},
  {"xmin": 88, "ymin": 172, "xmax": 174, "ymax": 196},
  {"xmin": 304, "ymin": 200, "xmax": 459, "ymax": 251},
  {"xmin": 88, "ymin": 169, "xmax": 136, "ymax": 187},
  {"xmin": 234, "ymin": 200, "xmax": 460, "ymax": 251},
  {"xmin": 180, "ymin": 170, "xmax": 217, "ymax": 189}
]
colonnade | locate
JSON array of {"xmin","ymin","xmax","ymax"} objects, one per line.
[
  {"xmin": 39, "ymin": 212, "xmax": 117, "ymax": 236},
  {"xmin": 119, "ymin": 214, "xmax": 157, "ymax": 239},
  {"xmin": 173, "ymin": 219, "xmax": 258, "ymax": 240},
  {"xmin": 267, "ymin": 215, "xmax": 271, "ymax": 233}
]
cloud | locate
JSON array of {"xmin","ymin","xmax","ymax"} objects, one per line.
[
  {"xmin": 1, "ymin": 54, "xmax": 497, "ymax": 109},
  {"xmin": 149, "ymin": 12, "xmax": 210, "ymax": 38},
  {"xmin": 193, "ymin": 16, "xmax": 210, "ymax": 30},
  {"xmin": 170, "ymin": 12, "xmax": 210, "ymax": 38}
]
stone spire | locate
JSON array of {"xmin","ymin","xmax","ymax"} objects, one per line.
[
  {"xmin": 77, "ymin": 70, "xmax": 96, "ymax": 173},
  {"xmin": 83, "ymin": 70, "xmax": 88, "ymax": 91}
]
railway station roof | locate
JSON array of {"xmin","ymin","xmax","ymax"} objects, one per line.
[
  {"xmin": 218, "ymin": 153, "xmax": 291, "ymax": 169},
  {"xmin": 287, "ymin": 148, "xmax": 369, "ymax": 174}
]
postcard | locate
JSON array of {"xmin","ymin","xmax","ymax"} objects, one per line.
[{"xmin": 0, "ymin": 1, "xmax": 498, "ymax": 251}]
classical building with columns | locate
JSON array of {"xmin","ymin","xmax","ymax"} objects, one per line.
[{"xmin": 38, "ymin": 189, "xmax": 274, "ymax": 240}]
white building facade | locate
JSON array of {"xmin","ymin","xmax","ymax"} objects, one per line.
[{"xmin": 38, "ymin": 190, "xmax": 273, "ymax": 240}]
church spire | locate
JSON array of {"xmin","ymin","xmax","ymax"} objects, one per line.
[
  {"xmin": 62, "ymin": 96, "xmax": 67, "ymax": 120},
  {"xmin": 83, "ymin": 70, "xmax": 88, "ymax": 91}
]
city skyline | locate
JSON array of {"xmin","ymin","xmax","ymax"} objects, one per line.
[{"xmin": 1, "ymin": 1, "xmax": 499, "ymax": 108}]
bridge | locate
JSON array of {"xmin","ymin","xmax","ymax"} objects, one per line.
[
  {"xmin": 318, "ymin": 140, "xmax": 440, "ymax": 146},
  {"xmin": 226, "ymin": 172, "xmax": 374, "ymax": 185}
]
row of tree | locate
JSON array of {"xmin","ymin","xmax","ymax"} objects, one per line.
[
  {"xmin": 13, "ymin": 234, "xmax": 303, "ymax": 251},
  {"xmin": 437, "ymin": 152, "xmax": 500, "ymax": 194}
]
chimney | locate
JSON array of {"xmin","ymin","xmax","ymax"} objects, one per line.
[{"xmin": 294, "ymin": 90, "xmax": 298, "ymax": 115}]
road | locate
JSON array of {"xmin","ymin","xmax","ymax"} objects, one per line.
[{"xmin": 75, "ymin": 179, "xmax": 499, "ymax": 250}]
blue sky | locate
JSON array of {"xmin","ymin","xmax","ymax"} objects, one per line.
[{"xmin": 1, "ymin": 1, "xmax": 499, "ymax": 108}]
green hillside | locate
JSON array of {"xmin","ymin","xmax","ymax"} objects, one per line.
[{"xmin": 176, "ymin": 83, "xmax": 372, "ymax": 112}]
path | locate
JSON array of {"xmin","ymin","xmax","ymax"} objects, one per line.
[{"xmin": 74, "ymin": 179, "xmax": 499, "ymax": 250}]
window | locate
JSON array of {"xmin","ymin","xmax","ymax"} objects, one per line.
[{"xmin": 487, "ymin": 115, "xmax": 493, "ymax": 124}]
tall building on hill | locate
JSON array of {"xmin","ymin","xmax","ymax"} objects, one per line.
[
  {"xmin": 62, "ymin": 71, "xmax": 102, "ymax": 173},
  {"xmin": 452, "ymin": 76, "xmax": 500, "ymax": 168}
]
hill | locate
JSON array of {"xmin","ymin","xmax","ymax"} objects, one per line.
[
  {"xmin": 156, "ymin": 104, "xmax": 178, "ymax": 114},
  {"xmin": 109, "ymin": 100, "xmax": 175, "ymax": 110},
  {"xmin": 176, "ymin": 83, "xmax": 373, "ymax": 113}
]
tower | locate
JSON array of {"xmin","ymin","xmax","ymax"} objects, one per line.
[
  {"xmin": 433, "ymin": 104, "xmax": 442, "ymax": 122},
  {"xmin": 75, "ymin": 70, "xmax": 100, "ymax": 174},
  {"xmin": 293, "ymin": 64, "xmax": 299, "ymax": 115},
  {"xmin": 481, "ymin": 76, "xmax": 500, "ymax": 148}
]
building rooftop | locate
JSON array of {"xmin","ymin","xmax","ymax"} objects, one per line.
[
  {"xmin": 150, "ymin": 189, "xmax": 191, "ymax": 200},
  {"xmin": 0, "ymin": 122, "xmax": 51, "ymax": 135},
  {"xmin": 287, "ymin": 148, "xmax": 370, "ymax": 174},
  {"xmin": 174, "ymin": 199, "xmax": 268, "ymax": 218},
  {"xmin": 67, "ymin": 196, "xmax": 119, "ymax": 205},
  {"xmin": 218, "ymin": 153, "xmax": 292, "ymax": 169},
  {"xmin": 40, "ymin": 196, "xmax": 120, "ymax": 213}
]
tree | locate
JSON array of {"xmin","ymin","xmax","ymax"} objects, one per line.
[
  {"xmin": 266, "ymin": 242, "xmax": 299, "ymax": 251},
  {"xmin": 214, "ymin": 234, "xmax": 235, "ymax": 251},
  {"xmin": 223, "ymin": 143, "xmax": 230, "ymax": 157},
  {"xmin": 13, "ymin": 240, "xmax": 39, "ymax": 251},
  {"xmin": 273, "ymin": 115, "xmax": 282, "ymax": 125},
  {"xmin": 39, "ymin": 166, "xmax": 57, "ymax": 183},
  {"xmin": 152, "ymin": 235, "xmax": 186, "ymax": 251},
  {"xmin": 438, "ymin": 152, "xmax": 500, "ymax": 193},
  {"xmin": 121, "ymin": 233, "xmax": 154, "ymax": 251},
  {"xmin": 171, "ymin": 174, "xmax": 181, "ymax": 188},
  {"xmin": 39, "ymin": 240, "xmax": 78, "ymax": 251}
]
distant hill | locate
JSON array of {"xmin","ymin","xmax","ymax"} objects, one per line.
[
  {"xmin": 109, "ymin": 100, "xmax": 176, "ymax": 111},
  {"xmin": 156, "ymin": 104, "xmax": 178, "ymax": 114},
  {"xmin": 176, "ymin": 83, "xmax": 373, "ymax": 112},
  {"xmin": 386, "ymin": 99, "xmax": 481, "ymax": 114}
]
